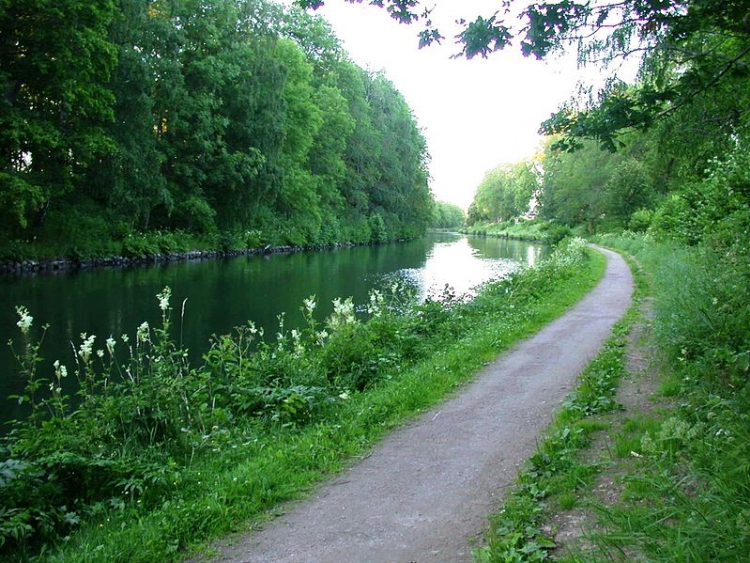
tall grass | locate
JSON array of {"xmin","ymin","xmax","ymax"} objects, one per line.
[
  {"xmin": 0, "ymin": 239, "xmax": 604, "ymax": 563},
  {"xmin": 575, "ymin": 233, "xmax": 750, "ymax": 561}
]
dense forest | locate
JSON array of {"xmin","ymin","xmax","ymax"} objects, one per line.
[{"xmin": 0, "ymin": 0, "xmax": 434, "ymax": 262}]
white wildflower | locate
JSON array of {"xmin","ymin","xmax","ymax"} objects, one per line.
[
  {"xmin": 338, "ymin": 392, "xmax": 349, "ymax": 400},
  {"xmin": 303, "ymin": 296, "xmax": 317, "ymax": 315},
  {"xmin": 96, "ymin": 349, "xmax": 105, "ymax": 358},
  {"xmin": 136, "ymin": 321, "xmax": 150, "ymax": 343},
  {"xmin": 15, "ymin": 306, "xmax": 33, "ymax": 334},
  {"xmin": 106, "ymin": 336, "xmax": 116, "ymax": 354},
  {"xmin": 157, "ymin": 287, "xmax": 171, "ymax": 312},
  {"xmin": 367, "ymin": 290, "xmax": 384, "ymax": 317},
  {"xmin": 53, "ymin": 360, "xmax": 68, "ymax": 379},
  {"xmin": 78, "ymin": 333, "xmax": 96, "ymax": 362},
  {"xmin": 329, "ymin": 297, "xmax": 356, "ymax": 330}
]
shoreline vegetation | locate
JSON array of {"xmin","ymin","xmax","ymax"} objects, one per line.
[
  {"xmin": 462, "ymin": 219, "xmax": 572, "ymax": 247},
  {"xmin": 1, "ymin": 239, "xmax": 603, "ymax": 563},
  {"xmin": 0, "ymin": 237, "xmax": 411, "ymax": 276},
  {"xmin": 0, "ymin": 226, "xmax": 462, "ymax": 276}
]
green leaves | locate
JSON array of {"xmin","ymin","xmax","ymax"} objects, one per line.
[
  {"xmin": 1, "ymin": 0, "xmax": 434, "ymax": 252},
  {"xmin": 0, "ymin": 0, "xmax": 118, "ymax": 231},
  {"xmin": 456, "ymin": 14, "xmax": 512, "ymax": 59},
  {"xmin": 467, "ymin": 161, "xmax": 538, "ymax": 225}
]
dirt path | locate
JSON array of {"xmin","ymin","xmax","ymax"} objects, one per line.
[{"xmin": 196, "ymin": 247, "xmax": 633, "ymax": 563}]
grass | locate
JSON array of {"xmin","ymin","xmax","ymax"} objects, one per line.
[
  {"xmin": 463, "ymin": 219, "xmax": 573, "ymax": 245},
  {"xmin": 476, "ymin": 232, "xmax": 750, "ymax": 562},
  {"xmin": 1, "ymin": 240, "xmax": 606, "ymax": 563},
  {"xmin": 575, "ymin": 234, "xmax": 750, "ymax": 562}
]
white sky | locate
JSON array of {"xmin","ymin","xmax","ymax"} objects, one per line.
[{"xmin": 307, "ymin": 0, "xmax": 593, "ymax": 210}]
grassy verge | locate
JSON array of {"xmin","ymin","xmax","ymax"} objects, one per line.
[
  {"xmin": 476, "ymin": 233, "xmax": 750, "ymax": 562},
  {"xmin": 1, "ymin": 239, "xmax": 605, "ymax": 563}
]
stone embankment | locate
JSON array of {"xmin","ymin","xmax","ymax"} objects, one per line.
[{"xmin": 0, "ymin": 241, "xmax": 385, "ymax": 276}]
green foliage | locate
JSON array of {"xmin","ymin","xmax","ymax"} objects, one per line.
[
  {"xmin": 467, "ymin": 161, "xmax": 538, "ymax": 226},
  {"xmin": 0, "ymin": 242, "xmax": 600, "ymax": 560},
  {"xmin": 300, "ymin": 1, "xmax": 750, "ymax": 155},
  {"xmin": 430, "ymin": 201, "xmax": 465, "ymax": 229},
  {"xmin": 628, "ymin": 208, "xmax": 654, "ymax": 232},
  {"xmin": 649, "ymin": 147, "xmax": 750, "ymax": 250},
  {"xmin": 0, "ymin": 0, "xmax": 118, "ymax": 232},
  {"xmin": 0, "ymin": 0, "xmax": 433, "ymax": 261},
  {"xmin": 572, "ymin": 234, "xmax": 750, "ymax": 562}
]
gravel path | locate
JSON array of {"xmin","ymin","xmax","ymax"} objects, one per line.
[{"xmin": 196, "ymin": 247, "xmax": 633, "ymax": 563}]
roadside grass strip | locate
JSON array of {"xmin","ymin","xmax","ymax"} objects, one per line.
[{"xmin": 566, "ymin": 235, "xmax": 750, "ymax": 562}]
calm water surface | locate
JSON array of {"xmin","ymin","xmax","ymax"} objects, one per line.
[{"xmin": 0, "ymin": 233, "xmax": 548, "ymax": 423}]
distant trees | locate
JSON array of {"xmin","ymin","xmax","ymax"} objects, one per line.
[
  {"xmin": 467, "ymin": 161, "xmax": 537, "ymax": 225},
  {"xmin": 430, "ymin": 201, "xmax": 464, "ymax": 229},
  {"xmin": 0, "ymin": 0, "xmax": 433, "ymax": 255},
  {"xmin": 443, "ymin": 0, "xmax": 750, "ymax": 242}
]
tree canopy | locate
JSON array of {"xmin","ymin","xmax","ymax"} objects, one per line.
[{"xmin": 0, "ymin": 0, "xmax": 434, "ymax": 257}]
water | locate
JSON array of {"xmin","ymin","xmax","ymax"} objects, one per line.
[{"xmin": 0, "ymin": 233, "xmax": 548, "ymax": 424}]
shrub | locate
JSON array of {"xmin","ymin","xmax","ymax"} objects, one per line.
[{"xmin": 628, "ymin": 208, "xmax": 654, "ymax": 232}]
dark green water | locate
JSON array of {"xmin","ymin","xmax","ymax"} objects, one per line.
[{"xmin": 0, "ymin": 233, "xmax": 547, "ymax": 424}]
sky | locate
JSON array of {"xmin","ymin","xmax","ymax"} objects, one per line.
[{"xmin": 305, "ymin": 1, "xmax": 594, "ymax": 210}]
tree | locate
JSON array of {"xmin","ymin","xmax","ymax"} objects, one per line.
[
  {"xmin": 0, "ymin": 0, "xmax": 436, "ymax": 256},
  {"xmin": 467, "ymin": 161, "xmax": 537, "ymax": 225},
  {"xmin": 539, "ymin": 139, "xmax": 621, "ymax": 232},
  {"xmin": 0, "ymin": 0, "xmax": 117, "ymax": 232},
  {"xmin": 431, "ymin": 201, "xmax": 465, "ymax": 228}
]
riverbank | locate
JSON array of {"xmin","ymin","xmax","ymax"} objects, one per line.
[
  {"xmin": 462, "ymin": 218, "xmax": 574, "ymax": 246},
  {"xmin": 0, "ymin": 240, "xmax": 401, "ymax": 276},
  {"xmin": 1, "ymin": 239, "xmax": 604, "ymax": 562},
  {"xmin": 188, "ymin": 246, "xmax": 630, "ymax": 563}
]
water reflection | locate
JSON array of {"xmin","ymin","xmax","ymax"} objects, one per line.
[{"xmin": 391, "ymin": 237, "xmax": 519, "ymax": 300}]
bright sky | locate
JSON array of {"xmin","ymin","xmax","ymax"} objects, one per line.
[{"xmin": 308, "ymin": 0, "xmax": 592, "ymax": 210}]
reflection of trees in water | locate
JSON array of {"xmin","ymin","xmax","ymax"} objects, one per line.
[
  {"xmin": 466, "ymin": 236, "xmax": 549, "ymax": 264},
  {"xmin": 376, "ymin": 235, "xmax": 546, "ymax": 302}
]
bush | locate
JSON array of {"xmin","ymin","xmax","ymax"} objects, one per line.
[
  {"xmin": 541, "ymin": 223, "xmax": 572, "ymax": 245},
  {"xmin": 628, "ymin": 208, "xmax": 654, "ymax": 232}
]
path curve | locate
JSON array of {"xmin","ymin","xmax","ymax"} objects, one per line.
[{"xmin": 197, "ymin": 247, "xmax": 633, "ymax": 563}]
